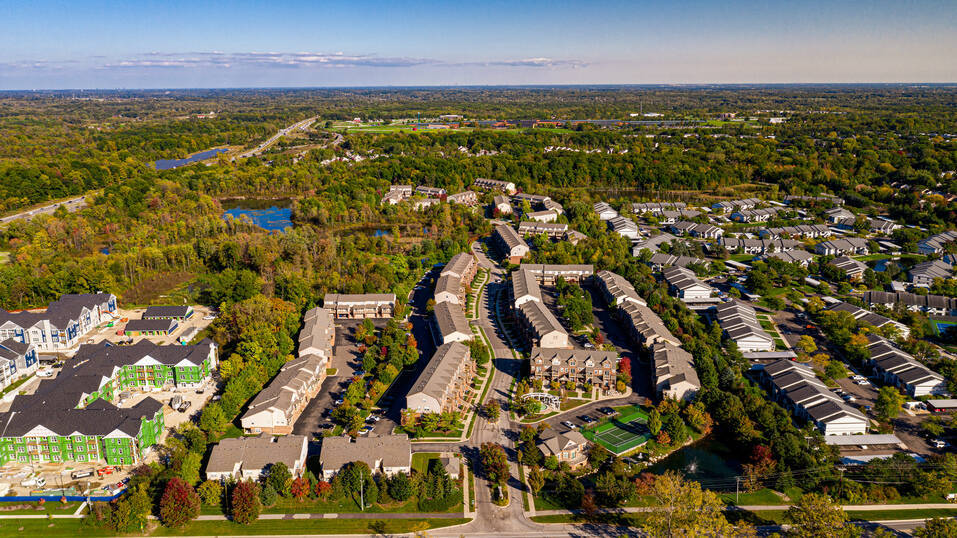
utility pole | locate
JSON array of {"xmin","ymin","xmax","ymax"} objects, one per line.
[
  {"xmin": 735, "ymin": 476, "xmax": 739, "ymax": 503},
  {"xmin": 360, "ymin": 475, "xmax": 364, "ymax": 511}
]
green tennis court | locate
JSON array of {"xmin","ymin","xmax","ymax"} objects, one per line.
[{"xmin": 582, "ymin": 408, "xmax": 651, "ymax": 455}]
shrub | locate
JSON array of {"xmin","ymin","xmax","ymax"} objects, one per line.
[
  {"xmin": 231, "ymin": 480, "xmax": 261, "ymax": 525},
  {"xmin": 197, "ymin": 480, "xmax": 222, "ymax": 506}
]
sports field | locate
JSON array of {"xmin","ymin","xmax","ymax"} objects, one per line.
[{"xmin": 582, "ymin": 407, "xmax": 651, "ymax": 455}]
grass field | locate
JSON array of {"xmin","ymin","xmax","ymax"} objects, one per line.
[{"xmin": 581, "ymin": 407, "xmax": 651, "ymax": 454}]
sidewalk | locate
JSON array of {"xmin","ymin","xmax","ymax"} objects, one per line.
[{"xmin": 532, "ymin": 502, "xmax": 957, "ymax": 516}]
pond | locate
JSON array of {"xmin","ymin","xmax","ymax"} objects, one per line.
[
  {"xmin": 221, "ymin": 198, "xmax": 293, "ymax": 232},
  {"xmin": 647, "ymin": 437, "xmax": 740, "ymax": 490},
  {"xmin": 153, "ymin": 148, "xmax": 229, "ymax": 171}
]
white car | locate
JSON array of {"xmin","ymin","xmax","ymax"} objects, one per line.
[
  {"xmin": 856, "ymin": 380, "xmax": 871, "ymax": 386},
  {"xmin": 203, "ymin": 315, "xmax": 216, "ymax": 320}
]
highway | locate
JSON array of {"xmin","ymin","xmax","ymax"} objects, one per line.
[
  {"xmin": 0, "ymin": 195, "xmax": 88, "ymax": 225},
  {"xmin": 236, "ymin": 115, "xmax": 318, "ymax": 159}
]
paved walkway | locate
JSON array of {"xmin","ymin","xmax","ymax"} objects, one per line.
[{"xmin": 533, "ymin": 502, "xmax": 957, "ymax": 516}]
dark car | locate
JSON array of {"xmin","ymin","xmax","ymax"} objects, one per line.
[
  {"xmin": 579, "ymin": 415, "xmax": 595, "ymax": 424},
  {"xmin": 598, "ymin": 407, "xmax": 616, "ymax": 416}
]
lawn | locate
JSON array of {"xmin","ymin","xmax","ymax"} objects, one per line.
[
  {"xmin": 0, "ymin": 519, "xmax": 116, "ymax": 537},
  {"xmin": 412, "ymin": 452, "xmax": 441, "ymax": 474},
  {"xmin": 154, "ymin": 517, "xmax": 470, "ymax": 536},
  {"xmin": 0, "ymin": 374, "xmax": 33, "ymax": 396},
  {"xmin": 0, "ymin": 502, "xmax": 83, "ymax": 515}
]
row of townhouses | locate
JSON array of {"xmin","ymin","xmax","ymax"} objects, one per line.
[
  {"xmin": 826, "ymin": 302, "xmax": 911, "ymax": 339},
  {"xmin": 860, "ymin": 291, "xmax": 957, "ymax": 317},
  {"xmin": 712, "ymin": 301, "xmax": 775, "ymax": 353},
  {"xmin": 323, "ymin": 293, "xmax": 395, "ymax": 319},
  {"xmin": 757, "ymin": 360, "xmax": 868, "ymax": 436},
  {"xmin": 866, "ymin": 335, "xmax": 948, "ymax": 398},
  {"xmin": 0, "ymin": 293, "xmax": 117, "ymax": 353}
]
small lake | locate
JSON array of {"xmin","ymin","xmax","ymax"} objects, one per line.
[
  {"xmin": 154, "ymin": 148, "xmax": 229, "ymax": 171},
  {"xmin": 647, "ymin": 437, "xmax": 740, "ymax": 490},
  {"xmin": 221, "ymin": 198, "xmax": 293, "ymax": 232}
]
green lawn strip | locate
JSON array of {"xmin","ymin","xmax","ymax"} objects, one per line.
[
  {"xmin": 719, "ymin": 488, "xmax": 786, "ymax": 506},
  {"xmin": 520, "ymin": 411, "xmax": 558, "ymax": 424},
  {"xmin": 0, "ymin": 374, "xmax": 33, "ymax": 396},
  {"xmin": 0, "ymin": 519, "xmax": 116, "ymax": 537},
  {"xmin": 0, "ymin": 502, "xmax": 83, "ymax": 515},
  {"xmin": 467, "ymin": 467, "xmax": 476, "ymax": 513},
  {"xmin": 154, "ymin": 518, "xmax": 471, "ymax": 536},
  {"xmin": 845, "ymin": 508, "xmax": 957, "ymax": 521}
]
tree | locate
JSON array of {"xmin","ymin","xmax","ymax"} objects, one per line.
[
  {"xmin": 180, "ymin": 452, "xmax": 202, "ymax": 485},
  {"xmin": 875, "ymin": 386, "xmax": 905, "ymax": 423},
  {"xmin": 290, "ymin": 476, "xmax": 311, "ymax": 500},
  {"xmin": 198, "ymin": 403, "xmax": 227, "ymax": 433},
  {"xmin": 259, "ymin": 483, "xmax": 278, "ymax": 507},
  {"xmin": 268, "ymin": 462, "xmax": 293, "ymax": 497},
  {"xmin": 388, "ymin": 472, "xmax": 414, "ymax": 501},
  {"xmin": 108, "ymin": 484, "xmax": 152, "ymax": 533},
  {"xmin": 197, "ymin": 480, "xmax": 222, "ymax": 506},
  {"xmin": 527, "ymin": 466, "xmax": 545, "ymax": 495},
  {"xmin": 648, "ymin": 408, "xmax": 662, "ymax": 435},
  {"xmin": 797, "ymin": 335, "xmax": 817, "ymax": 355},
  {"xmin": 643, "ymin": 471, "xmax": 742, "ymax": 538},
  {"xmin": 480, "ymin": 443, "xmax": 509, "ymax": 486},
  {"xmin": 785, "ymin": 493, "xmax": 858, "ymax": 538},
  {"xmin": 484, "ymin": 400, "xmax": 501, "ymax": 422},
  {"xmin": 915, "ymin": 517, "xmax": 957, "ymax": 538},
  {"xmin": 159, "ymin": 477, "xmax": 201, "ymax": 528},
  {"xmin": 231, "ymin": 480, "xmax": 261, "ymax": 525}
]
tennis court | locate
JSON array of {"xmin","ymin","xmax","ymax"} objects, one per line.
[{"xmin": 582, "ymin": 407, "xmax": 651, "ymax": 455}]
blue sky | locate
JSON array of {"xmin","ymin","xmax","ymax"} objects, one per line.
[{"xmin": 1, "ymin": 0, "xmax": 954, "ymax": 89}]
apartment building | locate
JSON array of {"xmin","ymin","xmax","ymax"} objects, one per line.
[
  {"xmin": 652, "ymin": 342, "xmax": 700, "ymax": 401},
  {"xmin": 661, "ymin": 266, "xmax": 713, "ymax": 302},
  {"xmin": 0, "ymin": 340, "xmax": 38, "ymax": 390},
  {"xmin": 320, "ymin": 434, "xmax": 412, "ymax": 480},
  {"xmin": 763, "ymin": 250, "xmax": 814, "ymax": 267},
  {"xmin": 415, "ymin": 186, "xmax": 447, "ymax": 198},
  {"xmin": 206, "ymin": 435, "xmax": 308, "ymax": 481},
  {"xmin": 473, "ymin": 177, "xmax": 516, "ymax": 194},
  {"xmin": 761, "ymin": 224, "xmax": 832, "ymax": 239},
  {"xmin": 646, "ymin": 253, "xmax": 706, "ymax": 271},
  {"xmin": 405, "ymin": 341, "xmax": 474, "ymax": 415},
  {"xmin": 595, "ymin": 270, "xmax": 646, "ymax": 307},
  {"xmin": 828, "ymin": 256, "xmax": 868, "ymax": 281},
  {"xmin": 860, "ymin": 291, "xmax": 957, "ymax": 317},
  {"xmin": 758, "ymin": 360, "xmax": 868, "ymax": 436},
  {"xmin": 526, "ymin": 209, "xmax": 559, "ymax": 223},
  {"xmin": 493, "ymin": 195, "xmax": 513, "ymax": 214},
  {"xmin": 511, "ymin": 269, "xmax": 542, "ymax": 308},
  {"xmin": 618, "ymin": 301, "xmax": 681, "ymax": 348},
  {"xmin": 815, "ymin": 238, "xmax": 870, "ymax": 256},
  {"xmin": 712, "ymin": 301, "xmax": 774, "ymax": 353},
  {"xmin": 537, "ymin": 430, "xmax": 589, "ymax": 469},
  {"xmin": 433, "ymin": 301, "xmax": 472, "ymax": 344},
  {"xmin": 866, "ymin": 335, "xmax": 948, "ymax": 398},
  {"xmin": 519, "ymin": 264, "xmax": 594, "ymax": 284},
  {"xmin": 447, "ymin": 191, "xmax": 478, "ymax": 206},
  {"xmin": 608, "ymin": 216, "xmax": 640, "ymax": 239},
  {"xmin": 381, "ymin": 185, "xmax": 414, "ymax": 205},
  {"xmin": 516, "ymin": 300, "xmax": 568, "ymax": 348},
  {"xmin": 323, "ymin": 294, "xmax": 396, "ymax": 319},
  {"xmin": 826, "ymin": 301, "xmax": 910, "ymax": 339},
  {"xmin": 632, "ymin": 201, "xmax": 687, "ymax": 215},
  {"xmin": 494, "ymin": 224, "xmax": 530, "ymax": 264},
  {"xmin": 0, "ymin": 293, "xmax": 117, "ymax": 353},
  {"xmin": 240, "ymin": 354, "xmax": 327, "ymax": 434},
  {"xmin": 529, "ymin": 347, "xmax": 618, "ymax": 389},
  {"xmin": 918, "ymin": 230, "xmax": 957, "ymax": 255},
  {"xmin": 721, "ymin": 237, "xmax": 802, "ymax": 255},
  {"xmin": 518, "ymin": 221, "xmax": 568, "ymax": 238},
  {"xmin": 909, "ymin": 260, "xmax": 952, "ymax": 288},
  {"xmin": 593, "ymin": 202, "xmax": 619, "ymax": 221},
  {"xmin": 299, "ymin": 307, "xmax": 335, "ymax": 359}
]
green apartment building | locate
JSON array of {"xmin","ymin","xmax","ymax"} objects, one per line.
[{"xmin": 0, "ymin": 340, "xmax": 216, "ymax": 467}]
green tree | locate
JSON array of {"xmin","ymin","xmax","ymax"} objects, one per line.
[
  {"xmin": 268, "ymin": 462, "xmax": 293, "ymax": 497},
  {"xmin": 914, "ymin": 517, "xmax": 957, "ymax": 538},
  {"xmin": 875, "ymin": 386, "xmax": 905, "ymax": 423},
  {"xmin": 648, "ymin": 408, "xmax": 662, "ymax": 435},
  {"xmin": 527, "ymin": 466, "xmax": 545, "ymax": 495},
  {"xmin": 388, "ymin": 472, "xmax": 414, "ymax": 501},
  {"xmin": 180, "ymin": 452, "xmax": 202, "ymax": 485},
  {"xmin": 197, "ymin": 480, "xmax": 222, "ymax": 506},
  {"xmin": 643, "ymin": 471, "xmax": 741, "ymax": 538},
  {"xmin": 159, "ymin": 477, "xmax": 201, "ymax": 528},
  {"xmin": 785, "ymin": 493, "xmax": 859, "ymax": 538},
  {"xmin": 198, "ymin": 402, "xmax": 227, "ymax": 433},
  {"xmin": 259, "ymin": 483, "xmax": 278, "ymax": 507}
]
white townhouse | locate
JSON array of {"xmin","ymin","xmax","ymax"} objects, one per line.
[{"xmin": 0, "ymin": 293, "xmax": 117, "ymax": 353}]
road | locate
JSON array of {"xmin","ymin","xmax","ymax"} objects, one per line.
[
  {"xmin": 0, "ymin": 195, "xmax": 88, "ymax": 225},
  {"xmin": 236, "ymin": 115, "xmax": 318, "ymax": 159}
]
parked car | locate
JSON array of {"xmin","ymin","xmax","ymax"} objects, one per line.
[
  {"xmin": 203, "ymin": 315, "xmax": 216, "ymax": 320},
  {"xmin": 598, "ymin": 407, "xmax": 616, "ymax": 416},
  {"xmin": 561, "ymin": 421, "xmax": 578, "ymax": 430},
  {"xmin": 170, "ymin": 395, "xmax": 183, "ymax": 409},
  {"xmin": 97, "ymin": 467, "xmax": 114, "ymax": 477},
  {"xmin": 318, "ymin": 422, "xmax": 334, "ymax": 430},
  {"xmin": 366, "ymin": 415, "xmax": 380, "ymax": 423},
  {"xmin": 71, "ymin": 469, "xmax": 94, "ymax": 479},
  {"xmin": 359, "ymin": 425, "xmax": 374, "ymax": 435},
  {"xmin": 177, "ymin": 401, "xmax": 192, "ymax": 413},
  {"xmin": 334, "ymin": 399, "xmax": 344, "ymax": 406},
  {"xmin": 931, "ymin": 439, "xmax": 949, "ymax": 449},
  {"xmin": 579, "ymin": 415, "xmax": 595, "ymax": 424},
  {"xmin": 842, "ymin": 394, "xmax": 856, "ymax": 402}
]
